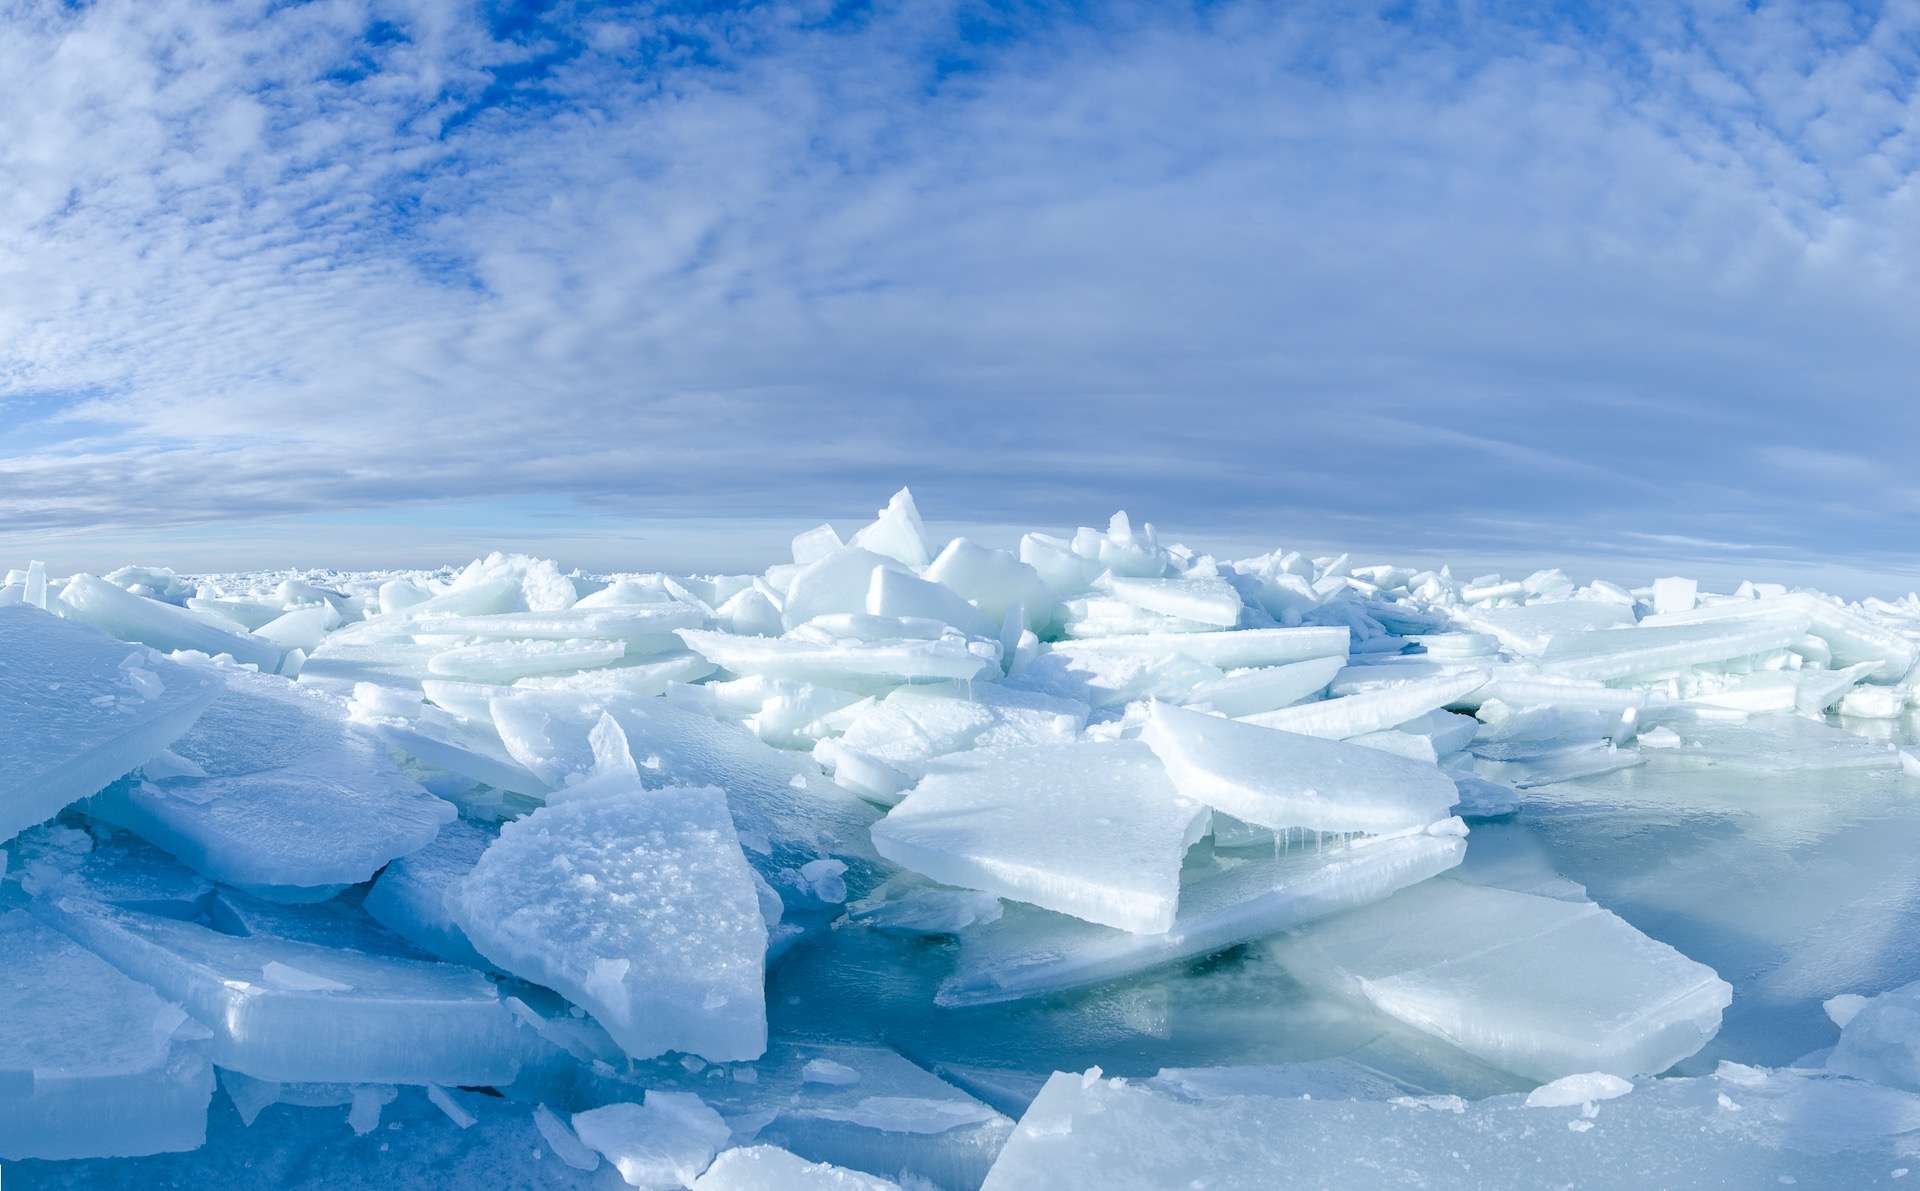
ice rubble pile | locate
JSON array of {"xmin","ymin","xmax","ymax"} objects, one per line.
[{"xmin": 7, "ymin": 489, "xmax": 1920, "ymax": 1186}]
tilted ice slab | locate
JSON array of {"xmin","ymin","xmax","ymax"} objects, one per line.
[
  {"xmin": 1240, "ymin": 670, "xmax": 1489, "ymax": 739},
  {"xmin": 452, "ymin": 727, "xmax": 769, "ymax": 1063},
  {"xmin": 363, "ymin": 816, "xmax": 496, "ymax": 968},
  {"xmin": 0, "ymin": 910, "xmax": 215, "ymax": 1161},
  {"xmin": 820, "ymin": 681, "xmax": 1088, "ymax": 801},
  {"xmin": 1047, "ymin": 625, "xmax": 1348, "ymax": 670},
  {"xmin": 1534, "ymin": 613, "xmax": 1812, "ymax": 681},
  {"xmin": 1642, "ymin": 592, "xmax": 1919, "ymax": 678},
  {"xmin": 420, "ymin": 604, "xmax": 703, "ymax": 648},
  {"xmin": 348, "ymin": 683, "xmax": 550, "ymax": 796},
  {"xmin": 1454, "ymin": 600, "xmax": 1636, "ymax": 656},
  {"xmin": 1269, "ymin": 877, "xmax": 1731, "ymax": 1081},
  {"xmin": 86, "ymin": 664, "xmax": 455, "ymax": 899},
  {"xmin": 694, "ymin": 1146, "xmax": 902, "ymax": 1190},
  {"xmin": 1142, "ymin": 701, "xmax": 1459, "ymax": 834},
  {"xmin": 59, "ymin": 573, "xmax": 284, "ymax": 672},
  {"xmin": 1096, "ymin": 574, "xmax": 1243, "ymax": 627},
  {"xmin": 35, "ymin": 896, "xmax": 526, "ymax": 1086},
  {"xmin": 1184, "ymin": 655, "xmax": 1345, "ymax": 716},
  {"xmin": 870, "ymin": 741, "xmax": 1208, "ymax": 934},
  {"xmin": 679, "ymin": 626, "xmax": 1000, "ymax": 693},
  {"xmin": 980, "ymin": 1061, "xmax": 1920, "ymax": 1191},
  {"xmin": 427, "ymin": 637, "xmax": 627, "ymax": 683},
  {"xmin": 0, "ymin": 606, "xmax": 221, "ymax": 843},
  {"xmin": 940, "ymin": 820, "xmax": 1467, "ymax": 1007},
  {"xmin": 1006, "ymin": 645, "xmax": 1223, "ymax": 709}
]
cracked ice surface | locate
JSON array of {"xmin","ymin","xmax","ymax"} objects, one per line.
[{"xmin": 12, "ymin": 492, "xmax": 1920, "ymax": 1185}]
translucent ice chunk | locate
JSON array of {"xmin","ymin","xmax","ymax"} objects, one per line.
[
  {"xmin": 1826, "ymin": 979, "xmax": 1920, "ymax": 1091},
  {"xmin": 59, "ymin": 573, "xmax": 284, "ymax": 672},
  {"xmin": 1048, "ymin": 626, "xmax": 1349, "ymax": 670},
  {"xmin": 86, "ymin": 664, "xmax": 455, "ymax": 895},
  {"xmin": 782, "ymin": 548, "xmax": 912, "ymax": 630},
  {"xmin": 827, "ymin": 682, "xmax": 1087, "ymax": 786},
  {"xmin": 451, "ymin": 748, "xmax": 768, "ymax": 1062},
  {"xmin": 924, "ymin": 538, "xmax": 1050, "ymax": 630},
  {"xmin": 1097, "ymin": 574, "xmax": 1243, "ymax": 627},
  {"xmin": 421, "ymin": 605, "xmax": 704, "ymax": 650},
  {"xmin": 694, "ymin": 1146, "xmax": 901, "ymax": 1190},
  {"xmin": 1143, "ymin": 702, "xmax": 1459, "ymax": 834},
  {"xmin": 1535, "ymin": 613, "xmax": 1812, "ymax": 681},
  {"xmin": 849, "ymin": 487, "xmax": 932, "ymax": 570},
  {"xmin": 1241, "ymin": 670, "xmax": 1489, "ymax": 739},
  {"xmin": 1456, "ymin": 601, "xmax": 1635, "ymax": 656},
  {"xmin": 573, "ymin": 1091, "xmax": 732, "ymax": 1188},
  {"xmin": 36, "ymin": 896, "xmax": 525, "ymax": 1085},
  {"xmin": 940, "ymin": 820, "xmax": 1466, "ymax": 1006},
  {"xmin": 1270, "ymin": 877, "xmax": 1731, "ymax": 1080},
  {"xmin": 427, "ymin": 637, "xmax": 627, "ymax": 683},
  {"xmin": 870, "ymin": 741, "xmax": 1207, "ymax": 934},
  {"xmin": 1184, "ymin": 655, "xmax": 1345, "ymax": 716},
  {"xmin": 0, "ymin": 910, "xmax": 214, "ymax": 1160},
  {"xmin": 1643, "ymin": 593, "xmax": 1918, "ymax": 679},
  {"xmin": 0, "ymin": 606, "xmax": 220, "ymax": 843},
  {"xmin": 865, "ymin": 567, "xmax": 993, "ymax": 637},
  {"xmin": 363, "ymin": 816, "xmax": 496, "ymax": 968}
]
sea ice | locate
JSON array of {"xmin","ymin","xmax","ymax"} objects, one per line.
[{"xmin": 59, "ymin": 573, "xmax": 284, "ymax": 672}]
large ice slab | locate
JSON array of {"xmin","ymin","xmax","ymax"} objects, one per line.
[
  {"xmin": 86, "ymin": 663, "xmax": 455, "ymax": 897},
  {"xmin": 1535, "ymin": 613, "xmax": 1812, "ymax": 681},
  {"xmin": 59, "ymin": 573, "xmax": 285, "ymax": 672},
  {"xmin": 820, "ymin": 681, "xmax": 1087, "ymax": 800},
  {"xmin": 1142, "ymin": 701, "xmax": 1459, "ymax": 834},
  {"xmin": 452, "ymin": 721, "xmax": 768, "ymax": 1062},
  {"xmin": 1270, "ymin": 877, "xmax": 1731, "ymax": 1080},
  {"xmin": 679, "ymin": 626, "xmax": 1000, "ymax": 692},
  {"xmin": 1048, "ymin": 626, "xmax": 1348, "ymax": 670},
  {"xmin": 940, "ymin": 820, "xmax": 1467, "ymax": 1006},
  {"xmin": 981, "ymin": 1062, "xmax": 1920, "ymax": 1190},
  {"xmin": 1455, "ymin": 600, "xmax": 1636, "ymax": 656},
  {"xmin": 427, "ymin": 637, "xmax": 627, "ymax": 683},
  {"xmin": 870, "ymin": 741, "xmax": 1207, "ymax": 934},
  {"xmin": 1643, "ymin": 592, "xmax": 1919, "ymax": 679},
  {"xmin": 1241, "ymin": 670, "xmax": 1489, "ymax": 739},
  {"xmin": 1184, "ymin": 655, "xmax": 1344, "ymax": 716},
  {"xmin": 0, "ymin": 606, "xmax": 221, "ymax": 843},
  {"xmin": 0, "ymin": 910, "xmax": 215, "ymax": 1160},
  {"xmin": 35, "ymin": 896, "xmax": 526, "ymax": 1085}
]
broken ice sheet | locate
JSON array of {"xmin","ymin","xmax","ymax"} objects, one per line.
[
  {"xmin": 0, "ymin": 606, "xmax": 221, "ymax": 844},
  {"xmin": 86, "ymin": 662, "xmax": 455, "ymax": 899},
  {"xmin": 678, "ymin": 624, "xmax": 1001, "ymax": 693},
  {"xmin": 869, "ymin": 740, "xmax": 1208, "ymax": 934},
  {"xmin": 0, "ymin": 909, "xmax": 215, "ymax": 1161}
]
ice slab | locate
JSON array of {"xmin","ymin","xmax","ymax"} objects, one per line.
[
  {"xmin": 1184, "ymin": 655, "xmax": 1344, "ymax": 716},
  {"xmin": 451, "ymin": 739, "xmax": 768, "ymax": 1062},
  {"xmin": 1047, "ymin": 626, "xmax": 1348, "ymax": 670},
  {"xmin": 1241, "ymin": 670, "xmax": 1489, "ymax": 739},
  {"xmin": 1006, "ymin": 644, "xmax": 1222, "ymax": 709},
  {"xmin": 59, "ymin": 573, "xmax": 283, "ymax": 672},
  {"xmin": 1827, "ymin": 979, "xmax": 1920, "ymax": 1092},
  {"xmin": 1643, "ymin": 592, "xmax": 1919, "ymax": 679},
  {"xmin": 849, "ymin": 488, "xmax": 932, "ymax": 570},
  {"xmin": 1455, "ymin": 600, "xmax": 1636, "ymax": 656},
  {"xmin": 1270, "ymin": 877, "xmax": 1731, "ymax": 1081},
  {"xmin": 1143, "ymin": 701, "xmax": 1459, "ymax": 834},
  {"xmin": 421, "ymin": 605, "xmax": 703, "ymax": 649},
  {"xmin": 870, "ymin": 740, "xmax": 1207, "ymax": 934},
  {"xmin": 679, "ymin": 626, "xmax": 1000, "ymax": 693},
  {"xmin": 940, "ymin": 820, "xmax": 1467, "ymax": 1006},
  {"xmin": 981, "ymin": 1062, "xmax": 1920, "ymax": 1190},
  {"xmin": 694, "ymin": 1146, "xmax": 901, "ymax": 1190},
  {"xmin": 782, "ymin": 548, "xmax": 912, "ymax": 630},
  {"xmin": 1535, "ymin": 614, "xmax": 1812, "ymax": 681},
  {"xmin": 924, "ymin": 538, "xmax": 1050, "ymax": 630},
  {"xmin": 866, "ymin": 567, "xmax": 994, "ymax": 637},
  {"xmin": 349, "ymin": 683, "xmax": 550, "ymax": 796},
  {"xmin": 428, "ymin": 637, "xmax": 627, "ymax": 683},
  {"xmin": 0, "ymin": 606, "xmax": 221, "ymax": 843},
  {"xmin": 0, "ymin": 910, "xmax": 214, "ymax": 1160},
  {"xmin": 825, "ymin": 681, "xmax": 1087, "ymax": 790},
  {"xmin": 573, "ymin": 1091, "xmax": 732, "ymax": 1188},
  {"xmin": 35, "ymin": 896, "xmax": 525, "ymax": 1085},
  {"xmin": 1097, "ymin": 574, "xmax": 1243, "ymax": 627},
  {"xmin": 86, "ymin": 664, "xmax": 455, "ymax": 896},
  {"xmin": 363, "ymin": 816, "xmax": 496, "ymax": 968}
]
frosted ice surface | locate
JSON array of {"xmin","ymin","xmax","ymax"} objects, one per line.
[
  {"xmin": 86, "ymin": 663, "xmax": 455, "ymax": 896},
  {"xmin": 1006, "ymin": 643, "xmax": 1222, "ymax": 708},
  {"xmin": 573, "ymin": 1091, "xmax": 732, "ymax": 1188},
  {"xmin": 870, "ymin": 741, "xmax": 1208, "ymax": 934},
  {"xmin": 0, "ymin": 910, "xmax": 215, "ymax": 1160},
  {"xmin": 59, "ymin": 573, "xmax": 283, "ymax": 672},
  {"xmin": 1143, "ymin": 701, "xmax": 1459, "ymax": 834},
  {"xmin": 1536, "ymin": 614, "xmax": 1812, "ymax": 681},
  {"xmin": 678, "ymin": 626, "xmax": 1000, "ymax": 692},
  {"xmin": 694, "ymin": 1146, "xmax": 901, "ymax": 1190},
  {"xmin": 1455, "ymin": 600, "xmax": 1636, "ymax": 656},
  {"xmin": 0, "ymin": 606, "xmax": 221, "ymax": 843},
  {"xmin": 827, "ymin": 681, "xmax": 1087, "ymax": 788},
  {"xmin": 1241, "ymin": 670, "xmax": 1489, "ymax": 739},
  {"xmin": 427, "ymin": 637, "xmax": 627, "ymax": 683},
  {"xmin": 35, "ymin": 896, "xmax": 525, "ymax": 1085},
  {"xmin": 1270, "ymin": 877, "xmax": 1731, "ymax": 1081},
  {"xmin": 980, "ymin": 1063, "xmax": 1920, "ymax": 1191},
  {"xmin": 362, "ymin": 816, "xmax": 496, "ymax": 967},
  {"xmin": 1641, "ymin": 710, "xmax": 1899, "ymax": 772},
  {"xmin": 451, "ymin": 773, "xmax": 768, "ymax": 1062},
  {"xmin": 941, "ymin": 820, "xmax": 1466, "ymax": 1006}
]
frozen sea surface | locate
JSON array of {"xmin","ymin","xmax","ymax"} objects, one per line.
[{"xmin": 9, "ymin": 497, "xmax": 1920, "ymax": 1187}]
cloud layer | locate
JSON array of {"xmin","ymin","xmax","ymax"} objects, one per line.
[{"xmin": 2, "ymin": 1, "xmax": 1917, "ymax": 577}]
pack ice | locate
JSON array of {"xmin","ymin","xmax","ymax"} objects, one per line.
[{"xmin": 11, "ymin": 491, "xmax": 1920, "ymax": 1184}]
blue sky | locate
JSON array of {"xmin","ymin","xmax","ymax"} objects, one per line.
[{"xmin": 1, "ymin": 1, "xmax": 1917, "ymax": 590}]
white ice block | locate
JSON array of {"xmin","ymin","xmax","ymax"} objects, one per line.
[
  {"xmin": 573, "ymin": 1091, "xmax": 732, "ymax": 1188},
  {"xmin": 866, "ymin": 567, "xmax": 993, "ymax": 637},
  {"xmin": 1652, "ymin": 576, "xmax": 1698, "ymax": 614},
  {"xmin": 1184, "ymin": 655, "xmax": 1344, "ymax": 716},
  {"xmin": 36, "ymin": 896, "xmax": 526, "ymax": 1086},
  {"xmin": 1642, "ymin": 592, "xmax": 1919, "ymax": 678},
  {"xmin": 940, "ymin": 821, "xmax": 1466, "ymax": 1006},
  {"xmin": 870, "ymin": 741, "xmax": 1207, "ymax": 934},
  {"xmin": 1048, "ymin": 626, "xmax": 1348, "ymax": 670},
  {"xmin": 1535, "ymin": 614, "xmax": 1811, "ymax": 681},
  {"xmin": 427, "ymin": 637, "xmax": 627, "ymax": 683},
  {"xmin": 452, "ymin": 750, "xmax": 768, "ymax": 1062},
  {"xmin": 86, "ymin": 664, "xmax": 455, "ymax": 897},
  {"xmin": 421, "ymin": 605, "xmax": 704, "ymax": 648},
  {"xmin": 1241, "ymin": 670, "xmax": 1489, "ymax": 739},
  {"xmin": 0, "ymin": 910, "xmax": 215, "ymax": 1160},
  {"xmin": 694, "ymin": 1146, "xmax": 901, "ymax": 1190},
  {"xmin": 828, "ymin": 682, "xmax": 1087, "ymax": 787},
  {"xmin": 1456, "ymin": 600, "xmax": 1635, "ymax": 656},
  {"xmin": 678, "ymin": 626, "xmax": 1000, "ymax": 692},
  {"xmin": 782, "ymin": 548, "xmax": 911, "ymax": 630},
  {"xmin": 981, "ymin": 1062, "xmax": 1920, "ymax": 1191},
  {"xmin": 0, "ymin": 606, "xmax": 221, "ymax": 843},
  {"xmin": 1097, "ymin": 574, "xmax": 1242, "ymax": 627},
  {"xmin": 1827, "ymin": 978, "xmax": 1920, "ymax": 1091},
  {"xmin": 1270, "ymin": 877, "xmax": 1731, "ymax": 1081},
  {"xmin": 924, "ymin": 538, "xmax": 1049, "ymax": 629},
  {"xmin": 59, "ymin": 573, "xmax": 284, "ymax": 671},
  {"xmin": 848, "ymin": 488, "xmax": 932, "ymax": 570},
  {"xmin": 1007, "ymin": 645, "xmax": 1222, "ymax": 709},
  {"xmin": 1143, "ymin": 702, "xmax": 1459, "ymax": 834}
]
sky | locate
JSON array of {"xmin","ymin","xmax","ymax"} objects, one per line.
[{"xmin": 1, "ymin": 0, "xmax": 1917, "ymax": 592}]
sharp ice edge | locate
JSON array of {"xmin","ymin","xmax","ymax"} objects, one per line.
[{"xmin": 9, "ymin": 496, "xmax": 1920, "ymax": 1182}]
